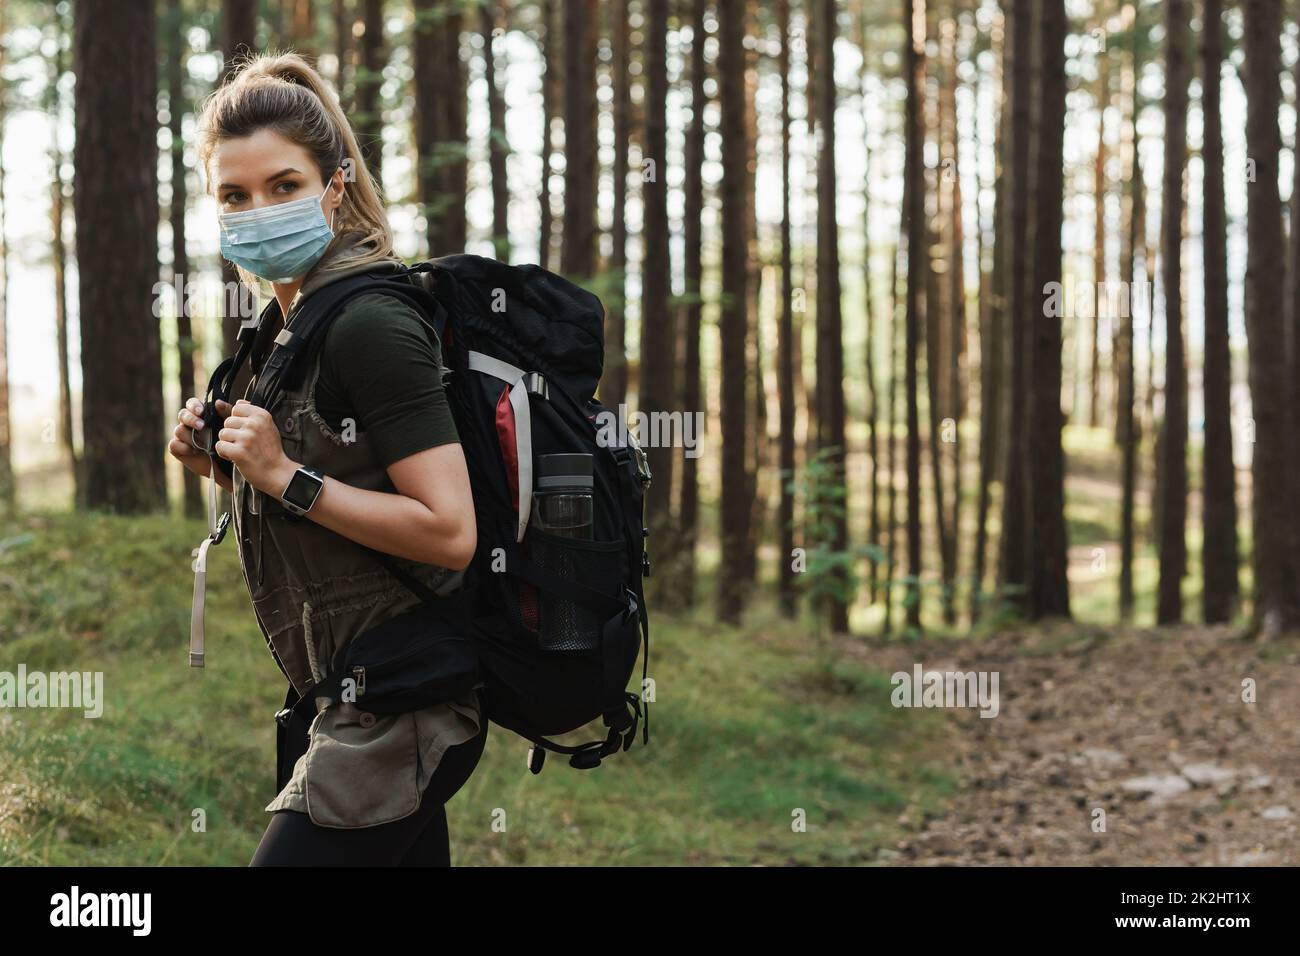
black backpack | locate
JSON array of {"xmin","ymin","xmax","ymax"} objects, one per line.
[{"xmin": 202, "ymin": 255, "xmax": 653, "ymax": 773}]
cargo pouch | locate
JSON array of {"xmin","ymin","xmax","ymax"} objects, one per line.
[{"xmin": 337, "ymin": 599, "xmax": 481, "ymax": 715}]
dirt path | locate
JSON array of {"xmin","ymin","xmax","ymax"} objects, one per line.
[{"xmin": 844, "ymin": 624, "xmax": 1300, "ymax": 865}]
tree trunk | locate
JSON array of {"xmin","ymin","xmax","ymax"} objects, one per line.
[
  {"xmin": 1090, "ymin": 34, "xmax": 1107, "ymax": 430},
  {"xmin": 997, "ymin": 0, "xmax": 1032, "ymax": 613},
  {"xmin": 560, "ymin": 0, "xmax": 598, "ymax": 279},
  {"xmin": 716, "ymin": 0, "xmax": 750, "ymax": 624},
  {"xmin": 1155, "ymin": 0, "xmax": 1190, "ymax": 625},
  {"xmin": 481, "ymin": 1, "xmax": 510, "ymax": 260},
  {"xmin": 937, "ymin": 13, "xmax": 964, "ymax": 626},
  {"xmin": 640, "ymin": 0, "xmax": 677, "ymax": 593},
  {"xmin": 973, "ymin": 0, "xmax": 1007, "ymax": 623},
  {"xmin": 1201, "ymin": 0, "xmax": 1238, "ymax": 624},
  {"xmin": 903, "ymin": 0, "xmax": 926, "ymax": 632},
  {"xmin": 679, "ymin": 0, "xmax": 707, "ymax": 607},
  {"xmin": 0, "ymin": 0, "xmax": 12, "ymax": 514},
  {"xmin": 168, "ymin": 0, "xmax": 201, "ymax": 518},
  {"xmin": 1242, "ymin": 0, "xmax": 1300, "ymax": 635},
  {"xmin": 859, "ymin": 3, "xmax": 879, "ymax": 605},
  {"xmin": 601, "ymin": 0, "xmax": 631, "ymax": 406},
  {"xmin": 291, "ymin": 0, "xmax": 316, "ymax": 55},
  {"xmin": 1027, "ymin": 0, "xmax": 1070, "ymax": 619},
  {"xmin": 333, "ymin": 0, "xmax": 351, "ymax": 106},
  {"xmin": 884, "ymin": 240, "xmax": 901, "ymax": 635},
  {"xmin": 742, "ymin": 22, "xmax": 765, "ymax": 587},
  {"xmin": 778, "ymin": 0, "xmax": 796, "ymax": 616},
  {"xmin": 49, "ymin": 2, "xmax": 79, "ymax": 507},
  {"xmin": 1285, "ymin": 0, "xmax": 1300, "ymax": 620},
  {"xmin": 813, "ymin": 0, "xmax": 849, "ymax": 632},
  {"xmin": 355, "ymin": 0, "xmax": 385, "ymax": 186},
  {"xmin": 74, "ymin": 0, "xmax": 166, "ymax": 513},
  {"xmin": 538, "ymin": 0, "xmax": 556, "ymax": 269},
  {"xmin": 1117, "ymin": 4, "xmax": 1144, "ymax": 622},
  {"xmin": 414, "ymin": 1, "xmax": 467, "ymax": 256}
]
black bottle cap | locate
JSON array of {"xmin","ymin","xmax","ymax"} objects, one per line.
[{"xmin": 536, "ymin": 453, "xmax": 594, "ymax": 490}]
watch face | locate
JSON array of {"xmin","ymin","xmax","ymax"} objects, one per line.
[{"xmin": 283, "ymin": 469, "xmax": 323, "ymax": 512}]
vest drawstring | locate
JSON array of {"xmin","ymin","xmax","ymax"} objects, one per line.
[{"xmin": 302, "ymin": 600, "xmax": 325, "ymax": 686}]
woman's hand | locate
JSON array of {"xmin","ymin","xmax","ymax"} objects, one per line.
[
  {"xmin": 214, "ymin": 399, "xmax": 299, "ymax": 496},
  {"xmin": 169, "ymin": 397, "xmax": 234, "ymax": 491}
]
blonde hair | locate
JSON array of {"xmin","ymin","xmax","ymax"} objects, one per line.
[{"xmin": 196, "ymin": 51, "xmax": 394, "ymax": 292}]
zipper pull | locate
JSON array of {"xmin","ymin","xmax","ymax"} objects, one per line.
[{"xmin": 352, "ymin": 665, "xmax": 366, "ymax": 698}]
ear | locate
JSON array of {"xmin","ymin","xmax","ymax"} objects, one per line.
[{"xmin": 324, "ymin": 167, "xmax": 346, "ymax": 217}]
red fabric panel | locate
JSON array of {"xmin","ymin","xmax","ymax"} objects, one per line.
[
  {"xmin": 495, "ymin": 383, "xmax": 519, "ymax": 511},
  {"xmin": 494, "ymin": 381, "xmax": 537, "ymax": 631}
]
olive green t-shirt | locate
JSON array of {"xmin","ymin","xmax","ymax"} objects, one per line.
[{"xmin": 312, "ymin": 292, "xmax": 460, "ymax": 468}]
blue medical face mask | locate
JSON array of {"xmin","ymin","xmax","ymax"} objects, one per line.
[{"xmin": 218, "ymin": 189, "xmax": 336, "ymax": 283}]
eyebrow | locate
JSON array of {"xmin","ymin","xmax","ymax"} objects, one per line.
[{"xmin": 217, "ymin": 167, "xmax": 304, "ymax": 191}]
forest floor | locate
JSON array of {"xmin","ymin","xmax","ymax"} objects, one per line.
[{"xmin": 837, "ymin": 622, "xmax": 1300, "ymax": 866}]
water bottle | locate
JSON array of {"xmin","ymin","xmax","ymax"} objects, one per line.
[{"xmin": 530, "ymin": 453, "xmax": 594, "ymax": 539}]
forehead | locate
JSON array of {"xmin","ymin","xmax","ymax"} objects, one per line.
[{"xmin": 211, "ymin": 128, "xmax": 317, "ymax": 183}]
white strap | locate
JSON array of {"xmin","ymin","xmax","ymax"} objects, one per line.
[
  {"xmin": 466, "ymin": 351, "xmax": 525, "ymax": 384},
  {"xmin": 468, "ymin": 350, "xmax": 534, "ymax": 542},
  {"xmin": 206, "ymin": 456, "xmax": 218, "ymax": 534},
  {"xmin": 190, "ymin": 535, "xmax": 211, "ymax": 668},
  {"xmin": 189, "ymin": 459, "xmax": 222, "ymax": 668}
]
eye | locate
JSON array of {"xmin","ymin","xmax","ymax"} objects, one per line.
[
  {"xmin": 274, "ymin": 180, "xmax": 300, "ymax": 196},
  {"xmin": 221, "ymin": 191, "xmax": 247, "ymax": 207}
]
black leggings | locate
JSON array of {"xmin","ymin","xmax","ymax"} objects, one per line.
[{"xmin": 250, "ymin": 688, "xmax": 489, "ymax": 866}]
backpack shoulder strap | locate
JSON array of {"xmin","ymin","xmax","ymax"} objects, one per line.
[{"xmin": 248, "ymin": 272, "xmax": 400, "ymax": 409}]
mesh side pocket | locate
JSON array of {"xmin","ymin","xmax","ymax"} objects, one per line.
[{"xmin": 528, "ymin": 531, "xmax": 625, "ymax": 652}]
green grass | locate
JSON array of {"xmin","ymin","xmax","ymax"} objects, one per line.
[{"xmin": 0, "ymin": 510, "xmax": 955, "ymax": 866}]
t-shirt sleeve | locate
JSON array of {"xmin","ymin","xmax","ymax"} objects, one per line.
[{"xmin": 316, "ymin": 292, "xmax": 459, "ymax": 469}]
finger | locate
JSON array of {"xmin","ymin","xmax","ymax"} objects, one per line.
[
  {"xmin": 215, "ymin": 399, "xmax": 234, "ymax": 414},
  {"xmin": 214, "ymin": 438, "xmax": 244, "ymax": 463},
  {"xmin": 169, "ymin": 438, "xmax": 208, "ymax": 463},
  {"xmin": 177, "ymin": 427, "xmax": 206, "ymax": 451},
  {"xmin": 180, "ymin": 408, "xmax": 204, "ymax": 430},
  {"xmin": 168, "ymin": 438, "xmax": 202, "ymax": 458},
  {"xmin": 228, "ymin": 405, "xmax": 267, "ymax": 425}
]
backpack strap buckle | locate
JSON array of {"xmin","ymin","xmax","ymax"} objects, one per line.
[{"xmin": 524, "ymin": 372, "xmax": 548, "ymax": 399}]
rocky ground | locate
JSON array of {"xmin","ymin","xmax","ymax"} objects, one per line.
[{"xmin": 843, "ymin": 622, "xmax": 1300, "ymax": 866}]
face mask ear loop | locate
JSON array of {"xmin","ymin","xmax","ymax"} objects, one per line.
[
  {"xmin": 322, "ymin": 166, "xmax": 342, "ymax": 232},
  {"xmin": 319, "ymin": 189, "xmax": 336, "ymax": 232}
]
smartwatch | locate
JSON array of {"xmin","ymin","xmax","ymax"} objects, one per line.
[{"xmin": 280, "ymin": 466, "xmax": 325, "ymax": 516}]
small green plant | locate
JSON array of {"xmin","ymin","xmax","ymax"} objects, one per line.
[{"xmin": 786, "ymin": 447, "xmax": 879, "ymax": 673}]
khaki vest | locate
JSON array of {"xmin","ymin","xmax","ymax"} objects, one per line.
[{"xmin": 230, "ymin": 250, "xmax": 481, "ymax": 827}]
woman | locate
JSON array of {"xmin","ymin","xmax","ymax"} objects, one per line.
[{"xmin": 167, "ymin": 52, "xmax": 487, "ymax": 866}]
